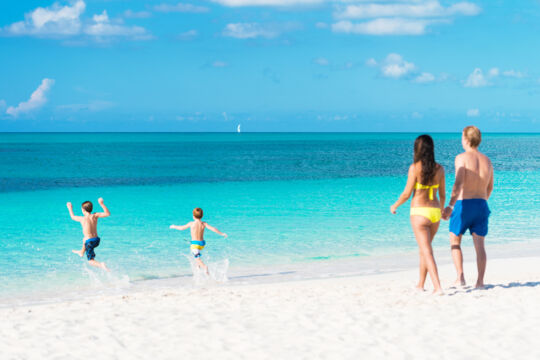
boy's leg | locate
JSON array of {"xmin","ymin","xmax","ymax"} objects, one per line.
[
  {"xmin": 195, "ymin": 258, "xmax": 209, "ymax": 275},
  {"xmin": 88, "ymin": 259, "xmax": 109, "ymax": 272},
  {"xmin": 72, "ymin": 240, "xmax": 86, "ymax": 257},
  {"xmin": 450, "ymin": 233, "xmax": 465, "ymax": 286}
]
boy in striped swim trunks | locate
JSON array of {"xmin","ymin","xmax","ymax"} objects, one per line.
[{"xmin": 170, "ymin": 208, "xmax": 227, "ymax": 274}]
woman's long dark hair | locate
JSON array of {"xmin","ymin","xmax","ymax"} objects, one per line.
[{"xmin": 413, "ymin": 135, "xmax": 437, "ymax": 184}]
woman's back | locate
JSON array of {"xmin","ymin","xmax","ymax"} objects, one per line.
[{"xmin": 411, "ymin": 162, "xmax": 443, "ymax": 207}]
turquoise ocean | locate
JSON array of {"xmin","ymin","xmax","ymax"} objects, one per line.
[{"xmin": 1, "ymin": 133, "xmax": 539, "ymax": 303}]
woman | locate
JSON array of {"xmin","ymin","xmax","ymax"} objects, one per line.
[{"xmin": 390, "ymin": 135, "xmax": 446, "ymax": 294}]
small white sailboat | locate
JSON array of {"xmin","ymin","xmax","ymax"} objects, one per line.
[{"xmin": 237, "ymin": 124, "xmax": 241, "ymax": 133}]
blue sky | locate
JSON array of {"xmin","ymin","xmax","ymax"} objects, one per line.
[{"xmin": 0, "ymin": 0, "xmax": 539, "ymax": 132}]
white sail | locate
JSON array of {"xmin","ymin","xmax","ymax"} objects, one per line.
[{"xmin": 237, "ymin": 124, "xmax": 241, "ymax": 133}]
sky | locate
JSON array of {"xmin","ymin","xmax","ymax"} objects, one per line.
[{"xmin": 0, "ymin": 0, "xmax": 539, "ymax": 132}]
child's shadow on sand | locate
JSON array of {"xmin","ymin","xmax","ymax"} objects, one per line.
[{"xmin": 447, "ymin": 281, "xmax": 540, "ymax": 296}]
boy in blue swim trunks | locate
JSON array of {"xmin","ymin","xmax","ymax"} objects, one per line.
[
  {"xmin": 170, "ymin": 208, "xmax": 227, "ymax": 274},
  {"xmin": 443, "ymin": 126, "xmax": 494, "ymax": 289},
  {"xmin": 67, "ymin": 197, "xmax": 110, "ymax": 271}
]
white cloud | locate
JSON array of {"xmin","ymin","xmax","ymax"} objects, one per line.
[
  {"xmin": 4, "ymin": 0, "xmax": 85, "ymax": 36},
  {"xmin": 332, "ymin": 18, "xmax": 429, "ymax": 35},
  {"xmin": 467, "ymin": 108, "xmax": 480, "ymax": 117},
  {"xmin": 6, "ymin": 78, "xmax": 55, "ymax": 117},
  {"xmin": 316, "ymin": 22, "xmax": 329, "ymax": 29},
  {"xmin": 213, "ymin": 61, "xmax": 228, "ymax": 67},
  {"xmin": 335, "ymin": 1, "xmax": 481, "ymax": 19},
  {"xmin": 411, "ymin": 111, "xmax": 423, "ymax": 119},
  {"xmin": 123, "ymin": 10, "xmax": 152, "ymax": 19},
  {"xmin": 0, "ymin": 99, "xmax": 6, "ymax": 110},
  {"xmin": 84, "ymin": 11, "xmax": 150, "ymax": 39},
  {"xmin": 313, "ymin": 57, "xmax": 330, "ymax": 66},
  {"xmin": 414, "ymin": 72, "xmax": 435, "ymax": 83},
  {"xmin": 365, "ymin": 58, "xmax": 378, "ymax": 66},
  {"xmin": 502, "ymin": 69, "xmax": 524, "ymax": 78},
  {"xmin": 177, "ymin": 29, "xmax": 198, "ymax": 40},
  {"xmin": 464, "ymin": 68, "xmax": 488, "ymax": 88},
  {"xmin": 3, "ymin": 1, "xmax": 150, "ymax": 41},
  {"xmin": 488, "ymin": 67, "xmax": 499, "ymax": 77},
  {"xmin": 331, "ymin": 1, "xmax": 480, "ymax": 36},
  {"xmin": 380, "ymin": 53, "xmax": 415, "ymax": 78},
  {"xmin": 223, "ymin": 23, "xmax": 284, "ymax": 39},
  {"xmin": 57, "ymin": 100, "xmax": 113, "ymax": 112},
  {"xmin": 154, "ymin": 3, "xmax": 209, "ymax": 13},
  {"xmin": 212, "ymin": 0, "xmax": 323, "ymax": 7}
]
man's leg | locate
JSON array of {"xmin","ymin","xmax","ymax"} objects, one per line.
[
  {"xmin": 472, "ymin": 233, "xmax": 486, "ymax": 288},
  {"xmin": 450, "ymin": 233, "xmax": 465, "ymax": 286}
]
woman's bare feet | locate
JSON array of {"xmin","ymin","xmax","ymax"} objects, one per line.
[
  {"xmin": 454, "ymin": 275, "xmax": 466, "ymax": 287},
  {"xmin": 475, "ymin": 282, "xmax": 485, "ymax": 289},
  {"xmin": 72, "ymin": 249, "xmax": 84, "ymax": 257},
  {"xmin": 432, "ymin": 289, "xmax": 445, "ymax": 296},
  {"xmin": 415, "ymin": 285, "xmax": 425, "ymax": 292}
]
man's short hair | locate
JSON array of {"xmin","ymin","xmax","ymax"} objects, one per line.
[
  {"xmin": 463, "ymin": 125, "xmax": 481, "ymax": 148},
  {"xmin": 193, "ymin": 208, "xmax": 203, "ymax": 219},
  {"xmin": 82, "ymin": 201, "xmax": 93, "ymax": 213}
]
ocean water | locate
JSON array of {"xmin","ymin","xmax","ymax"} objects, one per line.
[{"xmin": 1, "ymin": 133, "xmax": 539, "ymax": 301}]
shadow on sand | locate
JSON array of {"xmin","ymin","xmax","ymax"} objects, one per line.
[{"xmin": 448, "ymin": 281, "xmax": 540, "ymax": 296}]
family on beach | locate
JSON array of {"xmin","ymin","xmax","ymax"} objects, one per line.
[{"xmin": 66, "ymin": 125, "xmax": 493, "ymax": 295}]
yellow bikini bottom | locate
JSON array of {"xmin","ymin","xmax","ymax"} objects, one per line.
[{"xmin": 410, "ymin": 207, "xmax": 441, "ymax": 223}]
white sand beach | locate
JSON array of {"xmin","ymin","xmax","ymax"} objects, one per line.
[{"xmin": 2, "ymin": 254, "xmax": 540, "ymax": 360}]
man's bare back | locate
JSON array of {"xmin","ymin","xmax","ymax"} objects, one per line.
[{"xmin": 453, "ymin": 150, "xmax": 494, "ymax": 200}]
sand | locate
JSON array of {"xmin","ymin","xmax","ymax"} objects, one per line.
[{"xmin": 2, "ymin": 256, "xmax": 540, "ymax": 360}]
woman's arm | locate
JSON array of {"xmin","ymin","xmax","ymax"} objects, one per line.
[{"xmin": 390, "ymin": 164, "xmax": 416, "ymax": 214}]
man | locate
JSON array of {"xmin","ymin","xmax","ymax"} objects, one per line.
[{"xmin": 443, "ymin": 126, "xmax": 494, "ymax": 289}]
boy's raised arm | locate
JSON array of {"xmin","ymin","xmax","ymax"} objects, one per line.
[
  {"xmin": 205, "ymin": 223, "xmax": 227, "ymax": 238},
  {"xmin": 170, "ymin": 222, "xmax": 192, "ymax": 231},
  {"xmin": 66, "ymin": 202, "xmax": 83, "ymax": 222},
  {"xmin": 95, "ymin": 197, "xmax": 110, "ymax": 218}
]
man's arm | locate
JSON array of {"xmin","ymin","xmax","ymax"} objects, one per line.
[
  {"xmin": 66, "ymin": 202, "xmax": 83, "ymax": 222},
  {"xmin": 443, "ymin": 155, "xmax": 465, "ymax": 219},
  {"xmin": 95, "ymin": 198, "xmax": 110, "ymax": 218},
  {"xmin": 170, "ymin": 222, "xmax": 192, "ymax": 231},
  {"xmin": 448, "ymin": 155, "xmax": 465, "ymax": 207},
  {"xmin": 486, "ymin": 161, "xmax": 494, "ymax": 199},
  {"xmin": 204, "ymin": 223, "xmax": 227, "ymax": 238},
  {"xmin": 390, "ymin": 164, "xmax": 416, "ymax": 214}
]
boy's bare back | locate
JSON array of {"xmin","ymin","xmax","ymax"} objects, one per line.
[
  {"xmin": 189, "ymin": 219, "xmax": 206, "ymax": 240},
  {"xmin": 67, "ymin": 198, "xmax": 110, "ymax": 239}
]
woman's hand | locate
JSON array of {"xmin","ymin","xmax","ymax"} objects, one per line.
[{"xmin": 390, "ymin": 204, "xmax": 398, "ymax": 214}]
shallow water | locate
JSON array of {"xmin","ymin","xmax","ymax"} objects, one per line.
[{"xmin": 1, "ymin": 132, "xmax": 539, "ymax": 300}]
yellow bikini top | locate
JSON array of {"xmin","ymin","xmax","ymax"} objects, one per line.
[{"xmin": 415, "ymin": 182, "xmax": 439, "ymax": 200}]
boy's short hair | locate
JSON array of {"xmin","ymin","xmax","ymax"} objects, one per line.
[
  {"xmin": 463, "ymin": 125, "xmax": 481, "ymax": 148},
  {"xmin": 82, "ymin": 201, "xmax": 93, "ymax": 213},
  {"xmin": 193, "ymin": 208, "xmax": 203, "ymax": 219}
]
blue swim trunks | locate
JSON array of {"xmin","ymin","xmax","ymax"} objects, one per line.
[
  {"xmin": 449, "ymin": 199, "xmax": 490, "ymax": 237},
  {"xmin": 85, "ymin": 237, "xmax": 100, "ymax": 260}
]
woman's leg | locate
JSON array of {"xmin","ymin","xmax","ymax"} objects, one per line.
[
  {"xmin": 411, "ymin": 216, "xmax": 443, "ymax": 293},
  {"xmin": 417, "ymin": 251, "xmax": 427, "ymax": 290}
]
